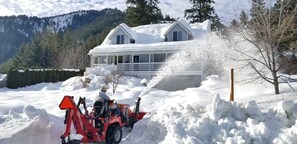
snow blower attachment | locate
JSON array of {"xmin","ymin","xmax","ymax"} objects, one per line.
[{"xmin": 59, "ymin": 96, "xmax": 147, "ymax": 144}]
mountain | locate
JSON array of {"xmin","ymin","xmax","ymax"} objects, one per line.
[{"xmin": 0, "ymin": 8, "xmax": 125, "ymax": 64}]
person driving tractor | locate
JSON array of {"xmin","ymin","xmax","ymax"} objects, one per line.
[{"xmin": 94, "ymin": 85, "xmax": 123, "ymax": 119}]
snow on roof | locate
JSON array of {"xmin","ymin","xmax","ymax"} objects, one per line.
[
  {"xmin": 163, "ymin": 18, "xmax": 193, "ymax": 36},
  {"xmin": 119, "ymin": 23, "xmax": 137, "ymax": 40},
  {"xmin": 132, "ymin": 23, "xmax": 172, "ymax": 44},
  {"xmin": 102, "ymin": 23, "xmax": 136, "ymax": 45},
  {"xmin": 89, "ymin": 38, "xmax": 208, "ymax": 55},
  {"xmin": 90, "ymin": 19, "xmax": 211, "ymax": 55},
  {"xmin": 190, "ymin": 19, "xmax": 212, "ymax": 32}
]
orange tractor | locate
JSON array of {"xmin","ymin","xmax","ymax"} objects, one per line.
[{"xmin": 59, "ymin": 96, "xmax": 147, "ymax": 144}]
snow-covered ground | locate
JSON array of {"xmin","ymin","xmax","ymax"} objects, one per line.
[{"xmin": 0, "ymin": 74, "xmax": 297, "ymax": 144}]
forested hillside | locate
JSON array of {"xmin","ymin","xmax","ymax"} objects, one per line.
[{"xmin": 0, "ymin": 8, "xmax": 125, "ymax": 73}]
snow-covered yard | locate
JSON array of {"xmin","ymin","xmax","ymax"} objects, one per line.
[{"xmin": 0, "ymin": 74, "xmax": 297, "ymax": 144}]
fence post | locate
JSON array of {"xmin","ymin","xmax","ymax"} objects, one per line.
[{"xmin": 230, "ymin": 68, "xmax": 234, "ymax": 102}]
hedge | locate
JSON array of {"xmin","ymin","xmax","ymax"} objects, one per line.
[{"xmin": 7, "ymin": 69, "xmax": 84, "ymax": 89}]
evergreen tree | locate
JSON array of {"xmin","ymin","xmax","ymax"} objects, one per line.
[
  {"xmin": 211, "ymin": 14, "xmax": 225, "ymax": 30},
  {"xmin": 163, "ymin": 15, "xmax": 176, "ymax": 21},
  {"xmin": 230, "ymin": 19, "xmax": 239, "ymax": 28},
  {"xmin": 239, "ymin": 10, "xmax": 249, "ymax": 27},
  {"xmin": 250, "ymin": 0, "xmax": 266, "ymax": 22},
  {"xmin": 125, "ymin": 0, "xmax": 163, "ymax": 27},
  {"xmin": 12, "ymin": 34, "xmax": 52, "ymax": 69},
  {"xmin": 271, "ymin": 0, "xmax": 297, "ymax": 52},
  {"xmin": 184, "ymin": 0, "xmax": 215, "ymax": 23}
]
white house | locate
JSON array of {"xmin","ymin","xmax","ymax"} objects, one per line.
[{"xmin": 87, "ymin": 19, "xmax": 211, "ymax": 90}]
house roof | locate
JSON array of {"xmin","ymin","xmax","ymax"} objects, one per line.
[
  {"xmin": 89, "ymin": 39, "xmax": 207, "ymax": 55},
  {"xmin": 162, "ymin": 18, "xmax": 193, "ymax": 37},
  {"xmin": 103, "ymin": 23, "xmax": 136, "ymax": 42},
  {"xmin": 89, "ymin": 19, "xmax": 211, "ymax": 55}
]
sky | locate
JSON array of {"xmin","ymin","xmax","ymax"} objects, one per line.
[{"xmin": 0, "ymin": 0, "xmax": 255, "ymax": 24}]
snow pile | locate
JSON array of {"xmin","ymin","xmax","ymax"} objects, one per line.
[
  {"xmin": 123, "ymin": 92, "xmax": 297, "ymax": 144},
  {"xmin": 61, "ymin": 76, "xmax": 86, "ymax": 91},
  {"xmin": 85, "ymin": 65, "xmax": 117, "ymax": 76},
  {"xmin": 61, "ymin": 74, "xmax": 144, "ymax": 91},
  {"xmin": 0, "ymin": 105, "xmax": 62, "ymax": 144}
]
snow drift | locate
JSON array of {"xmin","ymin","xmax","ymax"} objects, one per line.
[{"xmin": 0, "ymin": 105, "xmax": 62, "ymax": 144}]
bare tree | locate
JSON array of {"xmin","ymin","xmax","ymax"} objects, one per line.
[
  {"xmin": 58, "ymin": 44, "xmax": 88, "ymax": 69},
  {"xmin": 109, "ymin": 71, "xmax": 123, "ymax": 93},
  {"xmin": 231, "ymin": 1, "xmax": 297, "ymax": 94},
  {"xmin": 103, "ymin": 71, "xmax": 123, "ymax": 93}
]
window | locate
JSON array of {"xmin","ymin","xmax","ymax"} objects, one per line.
[
  {"xmin": 94, "ymin": 57, "xmax": 99, "ymax": 64},
  {"xmin": 116, "ymin": 35, "xmax": 124, "ymax": 44},
  {"xmin": 98, "ymin": 56, "xmax": 107, "ymax": 64},
  {"xmin": 152, "ymin": 54, "xmax": 166, "ymax": 62},
  {"xmin": 173, "ymin": 31, "xmax": 182, "ymax": 41}
]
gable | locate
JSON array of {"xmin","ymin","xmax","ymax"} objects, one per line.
[
  {"xmin": 111, "ymin": 27, "xmax": 130, "ymax": 44},
  {"xmin": 163, "ymin": 20, "xmax": 193, "ymax": 42},
  {"xmin": 165, "ymin": 23, "xmax": 191, "ymax": 41},
  {"xmin": 104, "ymin": 24, "xmax": 136, "ymax": 45}
]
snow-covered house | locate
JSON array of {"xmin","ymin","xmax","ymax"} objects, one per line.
[{"xmin": 88, "ymin": 19, "xmax": 211, "ymax": 90}]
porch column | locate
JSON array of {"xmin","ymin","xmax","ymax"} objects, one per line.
[
  {"xmin": 106, "ymin": 54, "xmax": 108, "ymax": 64},
  {"xmin": 149, "ymin": 53, "xmax": 151, "ymax": 71},
  {"xmin": 90, "ymin": 56, "xmax": 94, "ymax": 67},
  {"xmin": 131, "ymin": 54, "xmax": 134, "ymax": 71}
]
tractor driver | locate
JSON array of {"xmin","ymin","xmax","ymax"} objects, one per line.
[{"xmin": 94, "ymin": 85, "xmax": 120, "ymax": 117}]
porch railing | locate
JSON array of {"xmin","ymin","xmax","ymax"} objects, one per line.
[
  {"xmin": 117, "ymin": 62, "xmax": 163, "ymax": 71},
  {"xmin": 117, "ymin": 62, "xmax": 201, "ymax": 71}
]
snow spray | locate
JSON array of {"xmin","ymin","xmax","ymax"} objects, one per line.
[{"xmin": 139, "ymin": 33, "xmax": 230, "ymax": 97}]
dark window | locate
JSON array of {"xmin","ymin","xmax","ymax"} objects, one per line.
[
  {"xmin": 116, "ymin": 35, "xmax": 124, "ymax": 44},
  {"xmin": 130, "ymin": 39, "xmax": 135, "ymax": 43},
  {"xmin": 173, "ymin": 31, "xmax": 182, "ymax": 41}
]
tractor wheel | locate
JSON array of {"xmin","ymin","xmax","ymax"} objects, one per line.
[{"xmin": 106, "ymin": 125, "xmax": 122, "ymax": 144}]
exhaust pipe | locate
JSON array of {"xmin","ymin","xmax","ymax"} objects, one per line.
[{"xmin": 134, "ymin": 97, "xmax": 141, "ymax": 113}]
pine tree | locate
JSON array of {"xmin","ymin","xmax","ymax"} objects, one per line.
[
  {"xmin": 250, "ymin": 0, "xmax": 266, "ymax": 22},
  {"xmin": 211, "ymin": 14, "xmax": 224, "ymax": 30},
  {"xmin": 163, "ymin": 15, "xmax": 176, "ymax": 21},
  {"xmin": 239, "ymin": 10, "xmax": 249, "ymax": 27},
  {"xmin": 230, "ymin": 19, "xmax": 239, "ymax": 28},
  {"xmin": 125, "ymin": 0, "xmax": 163, "ymax": 27},
  {"xmin": 184, "ymin": 0, "xmax": 215, "ymax": 23},
  {"xmin": 12, "ymin": 34, "xmax": 52, "ymax": 69},
  {"xmin": 271, "ymin": 0, "xmax": 297, "ymax": 52}
]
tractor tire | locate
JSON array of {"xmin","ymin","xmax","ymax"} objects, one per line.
[{"xmin": 106, "ymin": 125, "xmax": 122, "ymax": 144}]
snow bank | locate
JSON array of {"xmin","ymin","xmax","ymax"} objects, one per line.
[
  {"xmin": 85, "ymin": 65, "xmax": 116, "ymax": 76},
  {"xmin": 61, "ymin": 74, "xmax": 144, "ymax": 91},
  {"xmin": 123, "ymin": 93, "xmax": 297, "ymax": 144},
  {"xmin": 0, "ymin": 105, "xmax": 62, "ymax": 144},
  {"xmin": 61, "ymin": 76, "xmax": 86, "ymax": 91}
]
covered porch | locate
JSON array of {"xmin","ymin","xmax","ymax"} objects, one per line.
[{"xmin": 92, "ymin": 52, "xmax": 173, "ymax": 72}]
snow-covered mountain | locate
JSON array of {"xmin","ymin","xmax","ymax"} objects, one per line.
[{"xmin": 0, "ymin": 8, "xmax": 124, "ymax": 64}]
